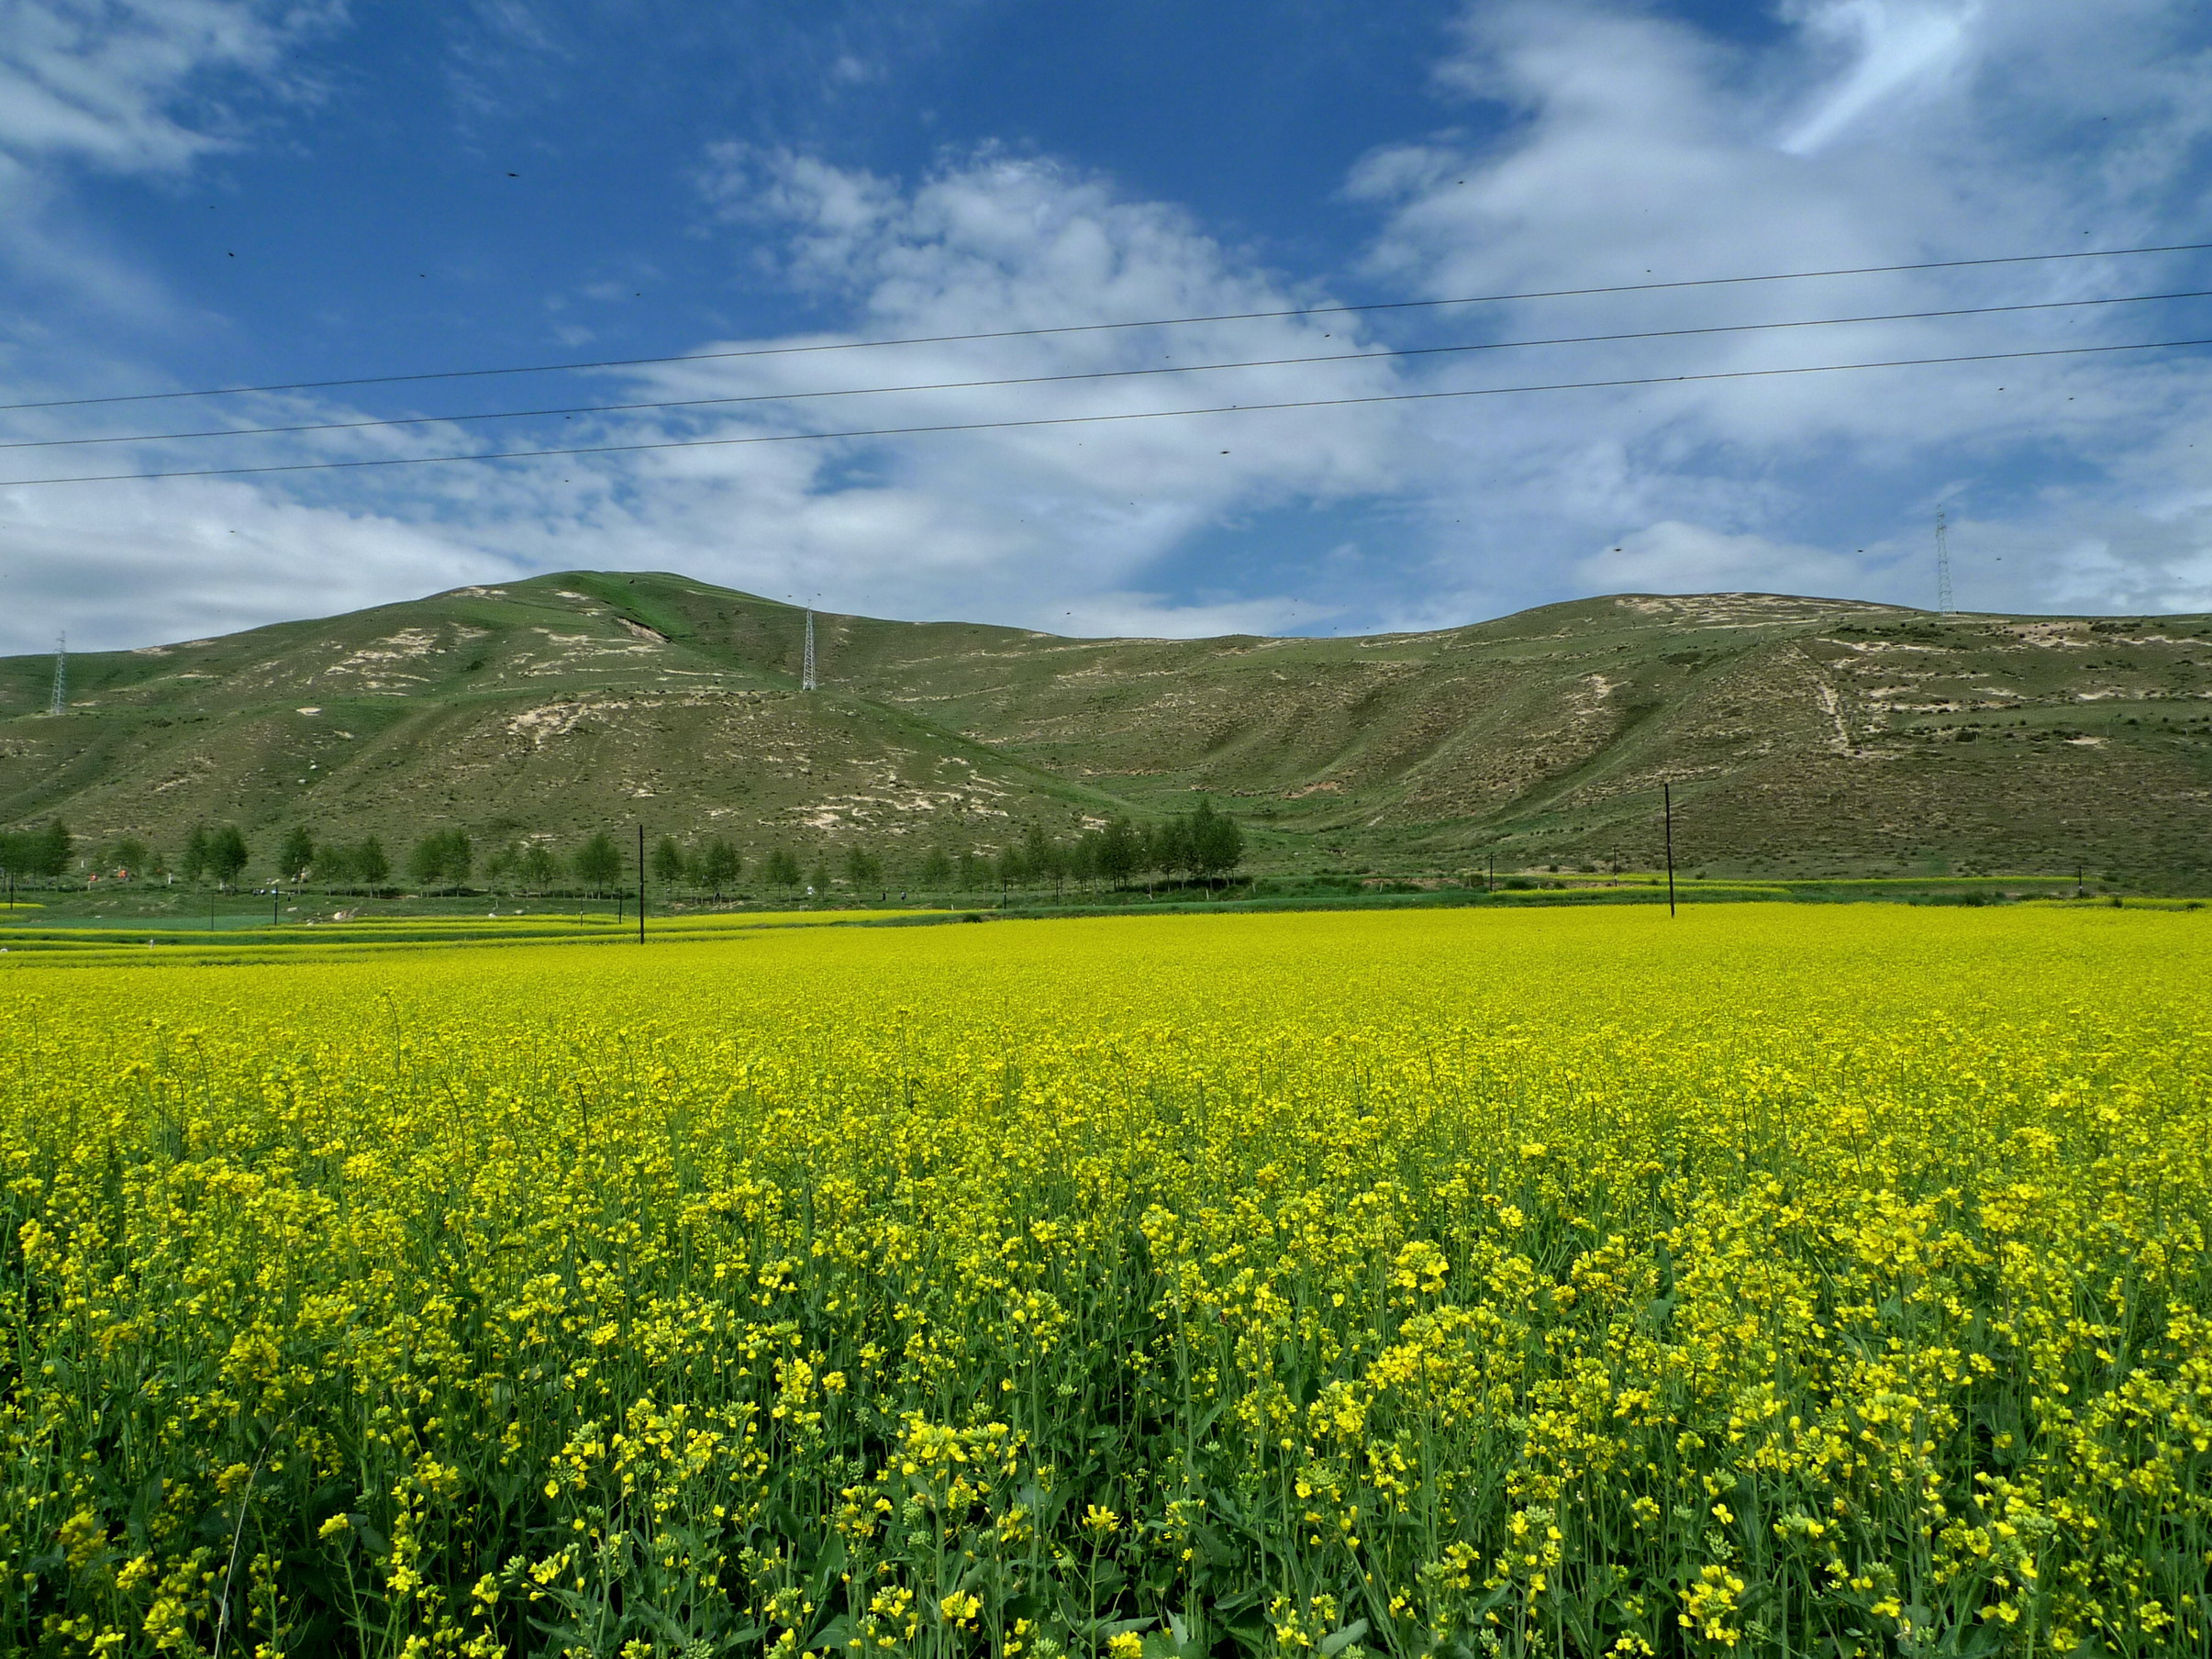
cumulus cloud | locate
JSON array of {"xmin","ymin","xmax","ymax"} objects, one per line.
[
  {"xmin": 8, "ymin": 0, "xmax": 2212, "ymax": 654},
  {"xmin": 0, "ymin": 474, "xmax": 517, "ymax": 650},
  {"xmin": 0, "ymin": 0, "xmax": 328, "ymax": 172},
  {"xmin": 0, "ymin": 0, "xmax": 339, "ymax": 320},
  {"xmin": 535, "ymin": 151, "xmax": 1408, "ymax": 618},
  {"xmin": 1576, "ymin": 522, "xmax": 1873, "ymax": 596},
  {"xmin": 1341, "ymin": 0, "xmax": 2212, "ymax": 626},
  {"xmin": 2, "ymin": 145, "xmax": 1411, "ymax": 648},
  {"xmin": 1054, "ymin": 590, "xmax": 1315, "ymax": 640},
  {"xmin": 557, "ymin": 146, "xmax": 1415, "ymax": 629},
  {"xmin": 675, "ymin": 145, "xmax": 1405, "ymax": 568}
]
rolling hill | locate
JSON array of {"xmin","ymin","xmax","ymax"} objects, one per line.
[{"xmin": 6, "ymin": 570, "xmax": 2212, "ymax": 885}]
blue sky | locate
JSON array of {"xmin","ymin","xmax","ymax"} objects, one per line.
[{"xmin": 3, "ymin": 0, "xmax": 2211, "ymax": 652}]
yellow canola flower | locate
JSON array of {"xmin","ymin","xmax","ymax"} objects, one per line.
[{"xmin": 3, "ymin": 904, "xmax": 2211, "ymax": 1658}]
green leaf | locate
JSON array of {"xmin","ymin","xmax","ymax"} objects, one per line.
[
  {"xmin": 807, "ymin": 1534, "xmax": 848, "ymax": 1605},
  {"xmin": 1319, "ymin": 1619, "xmax": 1370, "ymax": 1656}
]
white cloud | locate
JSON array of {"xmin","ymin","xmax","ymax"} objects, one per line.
[
  {"xmin": 1576, "ymin": 522, "xmax": 1872, "ymax": 596},
  {"xmin": 1054, "ymin": 591, "xmax": 1321, "ymax": 640},
  {"xmin": 0, "ymin": 0, "xmax": 338, "ymax": 317},
  {"xmin": 1339, "ymin": 0, "xmax": 2212, "ymax": 625},
  {"xmin": 0, "ymin": 0, "xmax": 331, "ymax": 172},
  {"xmin": 3, "ymin": 146, "xmax": 1414, "ymax": 649},
  {"xmin": 0, "ymin": 475, "xmax": 516, "ymax": 651},
  {"xmin": 9, "ymin": 0, "xmax": 2212, "ymax": 657},
  {"xmin": 1780, "ymin": 0, "xmax": 1978, "ymax": 156},
  {"xmin": 586, "ymin": 145, "xmax": 1412, "ymax": 624}
]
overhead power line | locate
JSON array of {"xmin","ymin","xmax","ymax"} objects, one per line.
[
  {"xmin": 4, "ymin": 332, "xmax": 2206, "ymax": 489},
  {"xmin": 3, "ymin": 237, "xmax": 2208, "ymax": 415},
  {"xmin": 7, "ymin": 285, "xmax": 2206, "ymax": 453}
]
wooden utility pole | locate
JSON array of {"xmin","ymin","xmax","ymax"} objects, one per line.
[
  {"xmin": 637, "ymin": 825, "xmax": 646, "ymax": 943},
  {"xmin": 1664, "ymin": 784, "xmax": 1677, "ymax": 918}
]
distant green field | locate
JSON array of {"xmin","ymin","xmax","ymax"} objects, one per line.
[
  {"xmin": 0, "ymin": 906, "xmax": 924, "ymax": 963},
  {"xmin": 0, "ymin": 870, "xmax": 2157, "ymax": 967}
]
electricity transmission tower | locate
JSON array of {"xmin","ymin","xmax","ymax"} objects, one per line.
[
  {"xmin": 49, "ymin": 633, "xmax": 65, "ymax": 716},
  {"xmin": 802, "ymin": 608, "xmax": 817, "ymax": 692},
  {"xmin": 1935, "ymin": 508, "xmax": 1954, "ymax": 617}
]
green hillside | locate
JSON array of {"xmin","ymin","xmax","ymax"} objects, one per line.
[{"xmin": 6, "ymin": 571, "xmax": 2212, "ymax": 885}]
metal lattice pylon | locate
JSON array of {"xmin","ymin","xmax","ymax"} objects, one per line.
[
  {"xmin": 49, "ymin": 633, "xmax": 65, "ymax": 716},
  {"xmin": 1935, "ymin": 508, "xmax": 1954, "ymax": 617},
  {"xmin": 802, "ymin": 608, "xmax": 817, "ymax": 691}
]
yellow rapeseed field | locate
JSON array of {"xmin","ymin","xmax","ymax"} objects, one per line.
[{"xmin": 3, "ymin": 905, "xmax": 2209, "ymax": 1658}]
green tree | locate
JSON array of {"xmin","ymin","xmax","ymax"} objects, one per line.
[
  {"xmin": 1150, "ymin": 816, "xmax": 1192, "ymax": 883},
  {"xmin": 650, "ymin": 835, "xmax": 688, "ymax": 889},
  {"xmin": 955, "ymin": 851, "xmax": 986, "ymax": 892},
  {"xmin": 763, "ymin": 848, "xmax": 801, "ymax": 888},
  {"xmin": 208, "ymin": 827, "xmax": 249, "ymax": 889},
  {"xmin": 699, "ymin": 839, "xmax": 741, "ymax": 899},
  {"xmin": 407, "ymin": 834, "xmax": 449, "ymax": 889},
  {"xmin": 843, "ymin": 845, "xmax": 884, "ymax": 891},
  {"xmin": 917, "ymin": 847, "xmax": 953, "ymax": 891},
  {"xmin": 207, "ymin": 827, "xmax": 250, "ymax": 889},
  {"xmin": 1188, "ymin": 798, "xmax": 1245, "ymax": 886},
  {"xmin": 28, "ymin": 820, "xmax": 72, "ymax": 882},
  {"xmin": 574, "ymin": 832, "xmax": 623, "ymax": 895},
  {"xmin": 403, "ymin": 829, "xmax": 472, "ymax": 890},
  {"xmin": 1021, "ymin": 824, "xmax": 1062, "ymax": 896},
  {"xmin": 209, "ymin": 825, "xmax": 250, "ymax": 889},
  {"xmin": 319, "ymin": 842, "xmax": 356, "ymax": 887},
  {"xmin": 1066, "ymin": 832, "xmax": 1098, "ymax": 891},
  {"xmin": 181, "ymin": 825, "xmax": 212, "ymax": 884},
  {"xmin": 108, "ymin": 835, "xmax": 151, "ymax": 878},
  {"xmin": 277, "ymin": 826, "xmax": 317, "ymax": 883},
  {"xmin": 518, "ymin": 842, "xmax": 559, "ymax": 893},
  {"xmin": 353, "ymin": 836, "xmax": 390, "ymax": 892},
  {"xmin": 806, "ymin": 857, "xmax": 830, "ymax": 897},
  {"xmin": 1097, "ymin": 818, "xmax": 1139, "ymax": 887}
]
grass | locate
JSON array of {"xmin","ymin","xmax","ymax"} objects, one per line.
[{"xmin": 9, "ymin": 571, "xmax": 2212, "ymax": 888}]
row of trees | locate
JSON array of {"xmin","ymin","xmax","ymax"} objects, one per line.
[
  {"xmin": 0, "ymin": 822, "xmax": 74, "ymax": 883},
  {"xmin": 892, "ymin": 801, "xmax": 1247, "ymax": 896},
  {"xmin": 18, "ymin": 798, "xmax": 1247, "ymax": 899},
  {"xmin": 539, "ymin": 802, "xmax": 1243, "ymax": 899},
  {"xmin": 250, "ymin": 805, "xmax": 1243, "ymax": 898}
]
